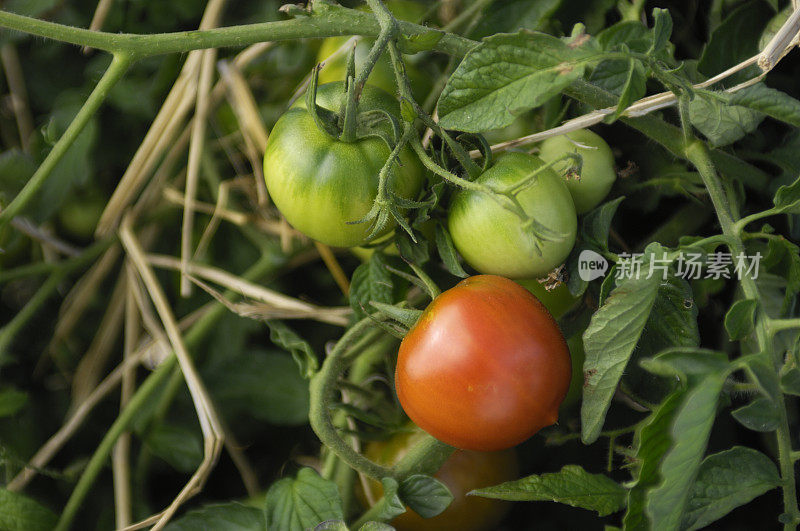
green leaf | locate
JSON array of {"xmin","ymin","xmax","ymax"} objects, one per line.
[
  {"xmin": 581, "ymin": 196, "xmax": 624, "ymax": 251},
  {"xmin": 682, "ymin": 447, "xmax": 780, "ymax": 530},
  {"xmin": 731, "ymin": 397, "xmax": 781, "ymax": 432},
  {"xmin": 780, "ymin": 367, "xmax": 800, "ymax": 396},
  {"xmin": 773, "ymin": 175, "xmax": 800, "ymax": 214},
  {"xmin": 689, "ymin": 93, "xmax": 763, "ymax": 147},
  {"xmin": 437, "ymin": 32, "xmax": 596, "ymax": 132},
  {"xmin": 350, "ymin": 252, "xmax": 394, "ymax": 321},
  {"xmin": 596, "ymin": 21, "xmax": 651, "ymax": 52},
  {"xmin": 266, "ymin": 321, "xmax": 318, "ymax": 378},
  {"xmin": 164, "ymin": 503, "xmax": 266, "ymax": 531},
  {"xmin": 396, "ymin": 230, "xmax": 429, "ymax": 265},
  {"xmin": 357, "ymin": 522, "xmax": 395, "ymax": 531},
  {"xmin": 0, "ymin": 149, "xmax": 35, "ymax": 201},
  {"xmin": 623, "ymin": 390, "xmax": 686, "ymax": 530},
  {"xmin": 265, "ymin": 468, "xmax": 344, "ymax": 531},
  {"xmin": 469, "ymin": 0, "xmax": 562, "ymax": 40},
  {"xmin": 724, "ymin": 299, "xmax": 757, "ymax": 340},
  {"xmin": 589, "ymin": 60, "xmax": 636, "ymax": 96},
  {"xmin": 581, "ymin": 245, "xmax": 664, "ymax": 444},
  {"xmin": 435, "ymin": 222, "xmax": 468, "ymax": 278},
  {"xmin": 145, "ymin": 424, "xmax": 203, "ymax": 473},
  {"xmin": 470, "ymin": 465, "xmax": 626, "ymax": 517},
  {"xmin": 698, "ymin": 1, "xmax": 772, "ymax": 82},
  {"xmin": 399, "ymin": 474, "xmax": 453, "ymax": 518},
  {"xmin": 371, "ymin": 478, "xmax": 406, "ymax": 522},
  {"xmin": 205, "ymin": 350, "xmax": 309, "ymax": 426},
  {"xmin": 0, "ymin": 490, "xmax": 57, "ymax": 531},
  {"xmin": 643, "ymin": 349, "xmax": 731, "ymax": 531},
  {"xmin": 3, "ymin": 0, "xmax": 58, "ymax": 17},
  {"xmin": 730, "ymin": 84, "xmax": 800, "ymax": 128},
  {"xmin": 0, "ymin": 388, "xmax": 28, "ymax": 418},
  {"xmin": 650, "ymin": 8, "xmax": 673, "ymax": 54},
  {"xmin": 740, "ymin": 354, "xmax": 780, "ymax": 402},
  {"xmin": 609, "ymin": 59, "xmax": 646, "ymax": 120}
]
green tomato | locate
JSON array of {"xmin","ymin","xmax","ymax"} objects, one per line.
[
  {"xmin": 316, "ymin": 1, "xmax": 430, "ymax": 98},
  {"xmin": 516, "ymin": 278, "xmax": 579, "ymax": 319},
  {"xmin": 538, "ymin": 129, "xmax": 616, "ymax": 215},
  {"xmin": 447, "ymin": 152, "xmax": 578, "ymax": 279},
  {"xmin": 263, "ymin": 82, "xmax": 425, "ymax": 247}
]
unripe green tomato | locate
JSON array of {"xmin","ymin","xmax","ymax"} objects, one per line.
[
  {"xmin": 538, "ymin": 129, "xmax": 616, "ymax": 215},
  {"xmin": 317, "ymin": 1, "xmax": 430, "ymax": 99},
  {"xmin": 263, "ymin": 82, "xmax": 425, "ymax": 247},
  {"xmin": 359, "ymin": 427, "xmax": 518, "ymax": 531},
  {"xmin": 447, "ymin": 152, "xmax": 578, "ymax": 279},
  {"xmin": 516, "ymin": 279, "xmax": 579, "ymax": 319}
]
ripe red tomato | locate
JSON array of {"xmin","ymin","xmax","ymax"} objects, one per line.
[
  {"xmin": 360, "ymin": 427, "xmax": 518, "ymax": 531},
  {"xmin": 395, "ymin": 275, "xmax": 572, "ymax": 451}
]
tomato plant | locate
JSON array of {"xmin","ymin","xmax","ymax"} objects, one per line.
[
  {"xmin": 4, "ymin": 2, "xmax": 800, "ymax": 531},
  {"xmin": 447, "ymin": 152, "xmax": 578, "ymax": 278},
  {"xmin": 538, "ymin": 129, "xmax": 617, "ymax": 214},
  {"xmin": 395, "ymin": 275, "xmax": 572, "ymax": 451},
  {"xmin": 263, "ymin": 81, "xmax": 424, "ymax": 247},
  {"xmin": 359, "ymin": 427, "xmax": 518, "ymax": 531}
]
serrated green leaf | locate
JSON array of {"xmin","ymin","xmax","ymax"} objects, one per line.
[
  {"xmin": 682, "ymin": 447, "xmax": 780, "ymax": 530},
  {"xmin": 589, "ymin": 60, "xmax": 635, "ymax": 97},
  {"xmin": 773, "ymin": 176, "xmax": 800, "ymax": 214},
  {"xmin": 469, "ymin": 0, "xmax": 562, "ymax": 40},
  {"xmin": 623, "ymin": 390, "xmax": 686, "ymax": 530},
  {"xmin": 470, "ymin": 465, "xmax": 626, "ymax": 517},
  {"xmin": 350, "ymin": 252, "xmax": 394, "ymax": 321},
  {"xmin": 0, "ymin": 490, "xmax": 57, "ymax": 531},
  {"xmin": 164, "ymin": 503, "xmax": 265, "ymax": 531},
  {"xmin": 730, "ymin": 84, "xmax": 800, "ymax": 128},
  {"xmin": 644, "ymin": 350, "xmax": 731, "ymax": 531},
  {"xmin": 596, "ymin": 21, "xmax": 651, "ymax": 52},
  {"xmin": 438, "ymin": 32, "xmax": 597, "ymax": 132},
  {"xmin": 732, "ymin": 397, "xmax": 781, "ymax": 432},
  {"xmin": 689, "ymin": 93, "xmax": 763, "ymax": 147},
  {"xmin": 581, "ymin": 245, "xmax": 664, "ymax": 444},
  {"xmin": 265, "ymin": 468, "xmax": 344, "ymax": 531},
  {"xmin": 724, "ymin": 299, "xmax": 757, "ymax": 340},
  {"xmin": 266, "ymin": 321, "xmax": 318, "ymax": 378},
  {"xmin": 399, "ymin": 474, "xmax": 453, "ymax": 518},
  {"xmin": 435, "ymin": 222, "xmax": 468, "ymax": 278}
]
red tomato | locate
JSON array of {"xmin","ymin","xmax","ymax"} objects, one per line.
[{"xmin": 395, "ymin": 275, "xmax": 572, "ymax": 451}]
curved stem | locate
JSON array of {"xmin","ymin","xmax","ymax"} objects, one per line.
[
  {"xmin": 0, "ymin": 53, "xmax": 132, "ymax": 232},
  {"xmin": 310, "ymin": 320, "xmax": 395, "ymax": 480}
]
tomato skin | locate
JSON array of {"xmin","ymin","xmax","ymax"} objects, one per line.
[
  {"xmin": 263, "ymin": 82, "xmax": 424, "ymax": 247},
  {"xmin": 447, "ymin": 152, "xmax": 577, "ymax": 279},
  {"xmin": 395, "ymin": 275, "xmax": 572, "ymax": 451},
  {"xmin": 538, "ymin": 129, "xmax": 616, "ymax": 214},
  {"xmin": 360, "ymin": 428, "xmax": 518, "ymax": 531}
]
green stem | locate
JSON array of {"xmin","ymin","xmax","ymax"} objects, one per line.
[
  {"xmin": 54, "ymin": 256, "xmax": 276, "ymax": 531},
  {"xmin": 392, "ymin": 435, "xmax": 453, "ymax": 478},
  {"xmin": 770, "ymin": 318, "xmax": 800, "ymax": 335},
  {"xmin": 686, "ymin": 141, "xmax": 800, "ymax": 530},
  {"xmin": 310, "ymin": 319, "xmax": 394, "ymax": 480},
  {"xmin": 0, "ymin": 54, "xmax": 132, "ymax": 232},
  {"xmin": 0, "ymin": 237, "xmax": 113, "ymax": 357}
]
